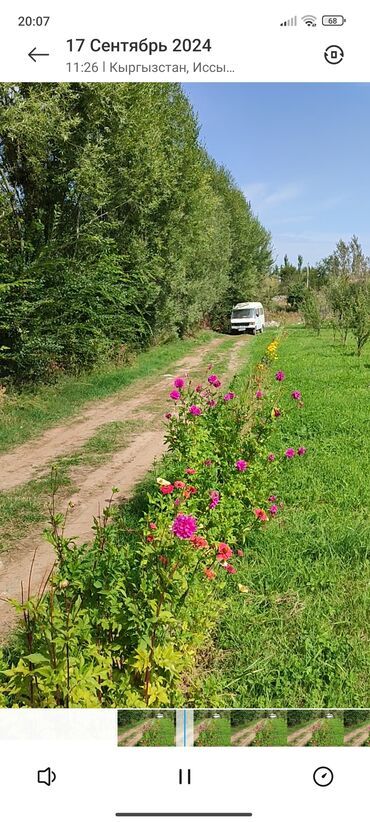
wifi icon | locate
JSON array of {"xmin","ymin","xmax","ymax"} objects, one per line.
[{"xmin": 302, "ymin": 14, "xmax": 317, "ymax": 26}]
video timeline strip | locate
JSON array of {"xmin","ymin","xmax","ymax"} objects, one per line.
[{"xmin": 117, "ymin": 709, "xmax": 370, "ymax": 748}]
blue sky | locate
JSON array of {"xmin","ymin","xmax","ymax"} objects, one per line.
[{"xmin": 184, "ymin": 84, "xmax": 370, "ymax": 266}]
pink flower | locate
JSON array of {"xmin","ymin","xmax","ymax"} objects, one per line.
[
  {"xmin": 223, "ymin": 392, "xmax": 236, "ymax": 401},
  {"xmin": 255, "ymin": 389, "xmax": 263, "ymax": 399},
  {"xmin": 269, "ymin": 504, "xmax": 278, "ymax": 516},
  {"xmin": 149, "ymin": 522, "xmax": 157, "ymax": 530},
  {"xmin": 160, "ymin": 484, "xmax": 174, "ymax": 494},
  {"xmin": 185, "ymin": 468, "xmax": 196, "ymax": 475},
  {"xmin": 146, "ymin": 534, "xmax": 154, "ymax": 543},
  {"xmin": 291, "ymin": 390, "xmax": 302, "ymax": 400},
  {"xmin": 275, "ymin": 371, "xmax": 285, "ymax": 382},
  {"xmin": 235, "ymin": 459, "xmax": 248, "ymax": 472},
  {"xmin": 189, "ymin": 405, "xmax": 202, "ymax": 416},
  {"xmin": 208, "ymin": 399, "xmax": 216, "ymax": 407},
  {"xmin": 213, "ymin": 379, "xmax": 221, "ymax": 388},
  {"xmin": 174, "ymin": 498, "xmax": 181, "ymax": 506},
  {"xmin": 267, "ymin": 453, "xmax": 275, "ymax": 462},
  {"xmin": 209, "ymin": 490, "xmax": 220, "ymax": 509},
  {"xmin": 298, "ymin": 446, "xmax": 306, "ymax": 456},
  {"xmin": 170, "ymin": 390, "xmax": 181, "ymax": 401},
  {"xmin": 225, "ymin": 564, "xmax": 237, "ymax": 574},
  {"xmin": 204, "ymin": 567, "xmax": 216, "ymax": 580},
  {"xmin": 285, "ymin": 448, "xmax": 295, "ymax": 459},
  {"xmin": 237, "ymin": 549, "xmax": 244, "ymax": 557},
  {"xmin": 204, "ymin": 459, "xmax": 213, "ymax": 467},
  {"xmin": 174, "ymin": 377, "xmax": 185, "ymax": 389},
  {"xmin": 165, "ymin": 412, "xmax": 172, "ymax": 419},
  {"xmin": 174, "ymin": 480, "xmax": 186, "ymax": 489},
  {"xmin": 254, "ymin": 508, "xmax": 268, "ymax": 522},
  {"xmin": 195, "ymin": 384, "xmax": 203, "ymax": 393},
  {"xmin": 172, "ymin": 514, "xmax": 197, "ymax": 540},
  {"xmin": 268, "ymin": 495, "xmax": 277, "ymax": 502},
  {"xmin": 217, "ymin": 543, "xmax": 233, "ymax": 561},
  {"xmin": 191, "ymin": 536, "xmax": 209, "ymax": 549},
  {"xmin": 208, "ymin": 374, "xmax": 219, "ymax": 385},
  {"xmin": 273, "ymin": 407, "xmax": 282, "ymax": 417}
]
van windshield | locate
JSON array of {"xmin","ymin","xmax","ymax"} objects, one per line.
[{"xmin": 231, "ymin": 308, "xmax": 254, "ymax": 319}]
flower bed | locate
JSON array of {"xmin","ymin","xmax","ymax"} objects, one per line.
[{"xmin": 0, "ymin": 335, "xmax": 307, "ymax": 707}]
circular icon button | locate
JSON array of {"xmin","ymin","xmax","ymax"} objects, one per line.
[
  {"xmin": 313, "ymin": 766, "xmax": 334, "ymax": 787},
  {"xmin": 324, "ymin": 45, "xmax": 344, "ymax": 64}
]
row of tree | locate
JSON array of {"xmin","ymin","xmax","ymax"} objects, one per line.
[
  {"xmin": 273, "ymin": 237, "xmax": 370, "ymax": 355},
  {"xmin": 0, "ymin": 82, "xmax": 272, "ymax": 384}
]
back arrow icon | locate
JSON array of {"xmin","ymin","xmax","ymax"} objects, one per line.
[{"xmin": 28, "ymin": 47, "xmax": 50, "ymax": 62}]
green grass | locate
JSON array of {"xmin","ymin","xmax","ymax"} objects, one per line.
[
  {"xmin": 138, "ymin": 717, "xmax": 175, "ymax": 746},
  {"xmin": 200, "ymin": 328, "xmax": 370, "ymax": 707},
  {"xmin": 0, "ymin": 331, "xmax": 215, "ymax": 454},
  {"xmin": 0, "ymin": 419, "xmax": 144, "ymax": 553},
  {"xmin": 251, "ymin": 718, "xmax": 287, "ymax": 746},
  {"xmin": 195, "ymin": 717, "xmax": 231, "ymax": 746},
  {"xmin": 308, "ymin": 718, "xmax": 344, "ymax": 746}
]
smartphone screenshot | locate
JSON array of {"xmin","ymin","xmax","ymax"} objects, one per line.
[{"xmin": 0, "ymin": 1, "xmax": 369, "ymax": 819}]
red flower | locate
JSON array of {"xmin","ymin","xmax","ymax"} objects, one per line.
[
  {"xmin": 254, "ymin": 508, "xmax": 268, "ymax": 522},
  {"xmin": 146, "ymin": 535, "xmax": 154, "ymax": 543},
  {"xmin": 149, "ymin": 522, "xmax": 157, "ymax": 530},
  {"xmin": 217, "ymin": 542, "xmax": 233, "ymax": 562},
  {"xmin": 185, "ymin": 468, "xmax": 196, "ymax": 475},
  {"xmin": 204, "ymin": 568, "xmax": 216, "ymax": 579},
  {"xmin": 225, "ymin": 564, "xmax": 237, "ymax": 574},
  {"xmin": 160, "ymin": 484, "xmax": 174, "ymax": 494},
  {"xmin": 191, "ymin": 535, "xmax": 209, "ymax": 549}
]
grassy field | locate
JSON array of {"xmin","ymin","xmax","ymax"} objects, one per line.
[
  {"xmin": 195, "ymin": 717, "xmax": 231, "ymax": 746},
  {"xmin": 138, "ymin": 717, "xmax": 175, "ymax": 746},
  {"xmin": 199, "ymin": 328, "xmax": 370, "ymax": 707},
  {"xmin": 308, "ymin": 717, "xmax": 344, "ymax": 746},
  {"xmin": 0, "ymin": 331, "xmax": 217, "ymax": 454},
  {"xmin": 251, "ymin": 717, "xmax": 287, "ymax": 746}
]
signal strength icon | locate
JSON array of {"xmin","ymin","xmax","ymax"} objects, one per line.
[
  {"xmin": 280, "ymin": 15, "xmax": 297, "ymax": 26},
  {"xmin": 302, "ymin": 14, "xmax": 317, "ymax": 25}
]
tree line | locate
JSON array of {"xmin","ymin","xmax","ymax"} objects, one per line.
[
  {"xmin": 273, "ymin": 236, "xmax": 370, "ymax": 355},
  {"xmin": 0, "ymin": 82, "xmax": 272, "ymax": 384}
]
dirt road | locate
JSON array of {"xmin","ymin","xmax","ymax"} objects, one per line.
[
  {"xmin": 231, "ymin": 720, "xmax": 266, "ymax": 746},
  {"xmin": 344, "ymin": 724, "xmax": 370, "ymax": 746},
  {"xmin": 287, "ymin": 721, "xmax": 322, "ymax": 746},
  {"xmin": 0, "ymin": 336, "xmax": 249, "ymax": 640},
  {"xmin": 118, "ymin": 720, "xmax": 153, "ymax": 746}
]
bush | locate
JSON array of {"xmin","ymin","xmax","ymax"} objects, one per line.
[{"xmin": 195, "ymin": 718, "xmax": 231, "ymax": 746}]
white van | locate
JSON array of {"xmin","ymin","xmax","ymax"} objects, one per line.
[{"xmin": 230, "ymin": 301, "xmax": 265, "ymax": 334}]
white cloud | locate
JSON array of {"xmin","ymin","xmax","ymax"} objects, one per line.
[{"xmin": 243, "ymin": 181, "xmax": 302, "ymax": 210}]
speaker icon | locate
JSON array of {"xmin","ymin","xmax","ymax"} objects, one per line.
[{"xmin": 37, "ymin": 766, "xmax": 56, "ymax": 786}]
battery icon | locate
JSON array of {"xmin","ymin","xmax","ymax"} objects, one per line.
[{"xmin": 322, "ymin": 15, "xmax": 346, "ymax": 25}]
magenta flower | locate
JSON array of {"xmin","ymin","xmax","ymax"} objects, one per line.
[
  {"xmin": 285, "ymin": 448, "xmax": 295, "ymax": 459},
  {"xmin": 174, "ymin": 377, "xmax": 185, "ymax": 389},
  {"xmin": 189, "ymin": 405, "xmax": 202, "ymax": 416},
  {"xmin": 170, "ymin": 390, "xmax": 181, "ymax": 401},
  {"xmin": 223, "ymin": 392, "xmax": 236, "ymax": 401},
  {"xmin": 235, "ymin": 459, "xmax": 248, "ymax": 472},
  {"xmin": 298, "ymin": 446, "xmax": 306, "ymax": 456},
  {"xmin": 165, "ymin": 412, "xmax": 172, "ymax": 419},
  {"xmin": 269, "ymin": 504, "xmax": 278, "ymax": 516},
  {"xmin": 291, "ymin": 390, "xmax": 302, "ymax": 400},
  {"xmin": 204, "ymin": 459, "xmax": 213, "ymax": 467},
  {"xmin": 275, "ymin": 371, "xmax": 285, "ymax": 382},
  {"xmin": 267, "ymin": 453, "xmax": 275, "ymax": 462},
  {"xmin": 195, "ymin": 384, "xmax": 203, "ymax": 393},
  {"xmin": 273, "ymin": 408, "xmax": 282, "ymax": 418},
  {"xmin": 208, "ymin": 374, "xmax": 219, "ymax": 385},
  {"xmin": 255, "ymin": 389, "xmax": 263, "ymax": 399},
  {"xmin": 213, "ymin": 378, "xmax": 221, "ymax": 388},
  {"xmin": 209, "ymin": 490, "xmax": 220, "ymax": 509},
  {"xmin": 208, "ymin": 399, "xmax": 216, "ymax": 407},
  {"xmin": 268, "ymin": 495, "xmax": 277, "ymax": 502},
  {"xmin": 172, "ymin": 514, "xmax": 197, "ymax": 539}
]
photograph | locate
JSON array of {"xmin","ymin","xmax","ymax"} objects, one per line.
[
  {"xmin": 0, "ymin": 82, "xmax": 369, "ymax": 708},
  {"xmin": 230, "ymin": 710, "xmax": 287, "ymax": 746},
  {"xmin": 287, "ymin": 710, "xmax": 344, "ymax": 746},
  {"xmin": 194, "ymin": 710, "xmax": 231, "ymax": 746},
  {"xmin": 343, "ymin": 710, "xmax": 370, "ymax": 746},
  {"xmin": 117, "ymin": 710, "xmax": 176, "ymax": 747}
]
